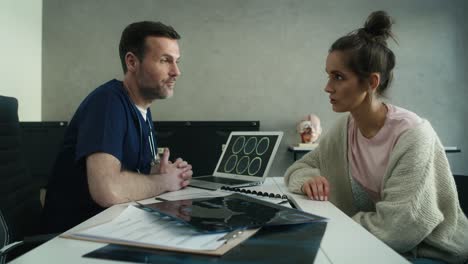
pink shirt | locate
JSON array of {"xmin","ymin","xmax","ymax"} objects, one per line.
[{"xmin": 348, "ymin": 104, "xmax": 422, "ymax": 202}]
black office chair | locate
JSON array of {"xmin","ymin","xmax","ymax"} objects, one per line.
[
  {"xmin": 454, "ymin": 174, "xmax": 468, "ymax": 216},
  {"xmin": 0, "ymin": 96, "xmax": 54, "ymax": 263}
]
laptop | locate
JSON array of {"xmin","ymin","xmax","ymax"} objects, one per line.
[{"xmin": 189, "ymin": 131, "xmax": 283, "ymax": 190}]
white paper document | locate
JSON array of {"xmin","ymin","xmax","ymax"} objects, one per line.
[{"xmin": 71, "ymin": 205, "xmax": 227, "ymax": 251}]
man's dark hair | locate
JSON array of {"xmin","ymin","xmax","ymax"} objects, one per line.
[{"xmin": 119, "ymin": 21, "xmax": 181, "ymax": 73}]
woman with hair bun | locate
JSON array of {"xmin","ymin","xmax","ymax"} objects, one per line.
[{"xmin": 285, "ymin": 11, "xmax": 468, "ymax": 263}]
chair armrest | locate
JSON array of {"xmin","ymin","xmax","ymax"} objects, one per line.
[{"xmin": 0, "ymin": 233, "xmax": 58, "ymax": 257}]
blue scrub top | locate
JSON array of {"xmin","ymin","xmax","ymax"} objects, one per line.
[
  {"xmin": 42, "ymin": 79, "xmax": 157, "ymax": 233},
  {"xmin": 73, "ymin": 79, "xmax": 156, "ymax": 173}
]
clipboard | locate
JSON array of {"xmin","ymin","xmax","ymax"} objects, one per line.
[
  {"xmin": 60, "ymin": 205, "xmax": 259, "ymax": 256},
  {"xmin": 84, "ymin": 222, "xmax": 328, "ymax": 263}
]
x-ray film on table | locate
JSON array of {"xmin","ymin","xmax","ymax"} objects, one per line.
[{"xmin": 137, "ymin": 193, "xmax": 327, "ymax": 233}]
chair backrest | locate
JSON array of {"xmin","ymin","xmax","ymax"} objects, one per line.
[
  {"xmin": 453, "ymin": 174, "xmax": 468, "ymax": 216},
  {"xmin": 0, "ymin": 210, "xmax": 7, "ymax": 264},
  {"xmin": 0, "ymin": 96, "xmax": 42, "ymax": 245}
]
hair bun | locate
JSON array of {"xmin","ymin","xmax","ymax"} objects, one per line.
[{"xmin": 363, "ymin": 10, "xmax": 394, "ymax": 41}]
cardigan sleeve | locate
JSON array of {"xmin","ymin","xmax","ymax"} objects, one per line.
[
  {"xmin": 284, "ymin": 144, "xmax": 322, "ymax": 194},
  {"xmin": 284, "ymin": 115, "xmax": 348, "ymax": 195},
  {"xmin": 351, "ymin": 122, "xmax": 449, "ymax": 253}
]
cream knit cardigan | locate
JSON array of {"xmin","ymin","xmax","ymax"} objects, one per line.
[{"xmin": 285, "ymin": 115, "xmax": 468, "ymax": 263}]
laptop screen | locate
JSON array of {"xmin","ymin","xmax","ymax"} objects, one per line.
[{"xmin": 214, "ymin": 132, "xmax": 283, "ymax": 179}]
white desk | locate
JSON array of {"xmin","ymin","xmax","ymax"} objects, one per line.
[
  {"xmin": 273, "ymin": 178, "xmax": 409, "ymax": 263},
  {"xmin": 11, "ymin": 177, "xmax": 409, "ymax": 264}
]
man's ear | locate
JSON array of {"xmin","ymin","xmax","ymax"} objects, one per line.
[
  {"xmin": 368, "ymin": 72, "xmax": 381, "ymax": 92},
  {"xmin": 125, "ymin": 52, "xmax": 139, "ymax": 73}
]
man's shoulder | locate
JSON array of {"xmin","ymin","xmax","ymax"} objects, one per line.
[
  {"xmin": 82, "ymin": 79, "xmax": 128, "ymax": 106},
  {"xmin": 91, "ymin": 79, "xmax": 125, "ymax": 97},
  {"xmin": 73, "ymin": 79, "xmax": 129, "ymax": 118}
]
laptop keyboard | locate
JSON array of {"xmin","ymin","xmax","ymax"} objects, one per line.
[{"xmin": 197, "ymin": 176, "xmax": 251, "ymax": 185}]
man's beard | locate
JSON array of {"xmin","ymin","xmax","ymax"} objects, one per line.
[{"xmin": 139, "ymin": 84, "xmax": 172, "ymax": 100}]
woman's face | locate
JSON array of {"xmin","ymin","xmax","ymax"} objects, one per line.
[{"xmin": 324, "ymin": 51, "xmax": 369, "ymax": 113}]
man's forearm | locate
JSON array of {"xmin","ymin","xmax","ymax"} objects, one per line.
[
  {"xmin": 86, "ymin": 154, "xmax": 169, "ymax": 207},
  {"xmin": 105, "ymin": 170, "xmax": 168, "ymax": 205},
  {"xmin": 86, "ymin": 152, "xmax": 190, "ymax": 208}
]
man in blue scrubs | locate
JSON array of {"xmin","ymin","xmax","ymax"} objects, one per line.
[{"xmin": 41, "ymin": 21, "xmax": 193, "ymax": 233}]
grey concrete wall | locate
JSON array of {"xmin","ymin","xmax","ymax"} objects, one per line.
[{"xmin": 43, "ymin": 0, "xmax": 468, "ymax": 176}]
